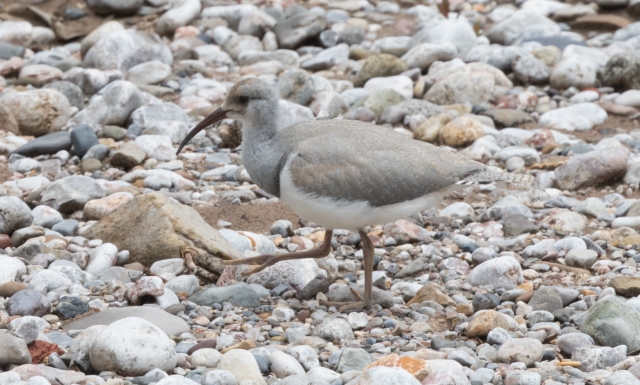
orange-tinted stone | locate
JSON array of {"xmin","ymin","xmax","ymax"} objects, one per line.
[
  {"xmin": 0, "ymin": 234, "xmax": 11, "ymax": 248},
  {"xmin": 28, "ymin": 340, "xmax": 63, "ymax": 364},
  {"xmin": 365, "ymin": 354, "xmax": 431, "ymax": 380}
]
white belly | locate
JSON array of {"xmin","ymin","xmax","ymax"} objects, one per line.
[{"xmin": 280, "ymin": 167, "xmax": 446, "ymax": 230}]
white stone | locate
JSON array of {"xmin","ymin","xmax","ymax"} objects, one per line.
[
  {"xmin": 218, "ymin": 349, "xmax": 266, "ymax": 385},
  {"xmin": 466, "ymin": 256, "xmax": 524, "ymax": 290},
  {"xmin": 85, "ymin": 243, "xmax": 118, "ymax": 276},
  {"xmin": 135, "ymin": 135, "xmax": 177, "ymax": 161},
  {"xmin": 364, "ymin": 75, "xmax": 414, "ymax": 100},
  {"xmin": 347, "ymin": 312, "xmax": 369, "ymax": 330},
  {"xmin": 27, "ymin": 269, "xmax": 72, "ymax": 293},
  {"xmin": 90, "ymin": 317, "xmax": 177, "ymax": 376},
  {"xmin": 155, "ymin": 0, "xmax": 202, "ymax": 36},
  {"xmin": 126, "ymin": 60, "xmax": 172, "ymax": 85},
  {"xmin": 201, "ymin": 370, "xmax": 236, "ymax": 385},
  {"xmin": 0, "ymin": 20, "xmax": 32, "ymax": 46},
  {"xmin": 269, "ymin": 351, "xmax": 305, "ymax": 378},
  {"xmin": 190, "ymin": 348, "xmax": 222, "ymax": 368},
  {"xmin": 0, "ymin": 256, "xmax": 26, "ymax": 285},
  {"xmin": 550, "ymin": 55, "xmax": 598, "ymax": 89},
  {"xmin": 616, "ymin": 90, "xmax": 640, "ymax": 108},
  {"xmin": 538, "ymin": 103, "xmax": 607, "ymax": 131},
  {"xmin": 401, "ymin": 43, "xmax": 458, "ymax": 71}
]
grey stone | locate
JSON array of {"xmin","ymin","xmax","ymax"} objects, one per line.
[
  {"xmin": 86, "ymin": 0, "xmax": 142, "ymax": 15},
  {"xmin": 0, "ymin": 196, "xmax": 32, "ymax": 234},
  {"xmin": 70, "ymin": 124, "xmax": 100, "ymax": 158},
  {"xmin": 599, "ymin": 53, "xmax": 640, "ymax": 91},
  {"xmin": 9, "ymin": 131, "xmax": 72, "ymax": 157},
  {"xmin": 325, "ymin": 286, "xmax": 394, "ymax": 308},
  {"xmin": 278, "ymin": 69, "xmax": 316, "ymax": 106},
  {"xmin": 63, "ymin": 306, "xmax": 189, "ymax": 336},
  {"xmin": 71, "ymin": 80, "xmax": 142, "ymax": 127},
  {"xmin": 52, "ymin": 220, "xmax": 79, "ymax": 236},
  {"xmin": 473, "ymin": 292, "xmax": 501, "ymax": 311},
  {"xmin": 274, "ymin": 11, "xmax": 326, "ymax": 49},
  {"xmin": 83, "ymin": 144, "xmax": 110, "ymax": 161},
  {"xmin": 529, "ymin": 287, "xmax": 564, "ymax": 313},
  {"xmin": 555, "ymin": 146, "xmax": 629, "ymax": 190},
  {"xmin": 572, "ymin": 346, "xmax": 626, "ymax": 372},
  {"xmin": 84, "ymin": 29, "xmax": 172, "ymax": 72},
  {"xmin": 574, "ymin": 197, "xmax": 607, "ymax": 218},
  {"xmin": 7, "ymin": 289, "xmax": 51, "ymax": 317},
  {"xmin": 38, "ymin": 176, "xmax": 105, "ymax": 213},
  {"xmin": 502, "ymin": 214, "xmax": 538, "ymax": 236},
  {"xmin": 0, "ymin": 330, "xmax": 31, "ymax": 366},
  {"xmin": 301, "ymin": 44, "xmax": 349, "ymax": 71},
  {"xmin": 565, "ymin": 249, "xmax": 598, "ymax": 269},
  {"xmin": 188, "ymin": 283, "xmax": 260, "ymax": 308},
  {"xmin": 44, "ymin": 81, "xmax": 83, "ymax": 110},
  {"xmin": 337, "ymin": 348, "xmax": 371, "ymax": 373},
  {"xmin": 298, "ymin": 274, "xmax": 330, "ymax": 300},
  {"xmin": 379, "ymin": 99, "xmax": 443, "ymax": 124},
  {"xmin": 0, "ymin": 41, "xmax": 25, "ymax": 60},
  {"xmin": 580, "ymin": 296, "xmax": 640, "ymax": 351},
  {"xmin": 556, "ymin": 333, "xmax": 594, "ymax": 355}
]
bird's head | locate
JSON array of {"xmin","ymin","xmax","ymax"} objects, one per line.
[{"xmin": 176, "ymin": 78, "xmax": 277, "ymax": 155}]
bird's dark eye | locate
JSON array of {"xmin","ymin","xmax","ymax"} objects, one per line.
[{"xmin": 238, "ymin": 96, "xmax": 249, "ymax": 104}]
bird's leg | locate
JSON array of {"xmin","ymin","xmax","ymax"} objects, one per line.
[
  {"xmin": 222, "ymin": 230, "xmax": 334, "ymax": 276},
  {"xmin": 321, "ymin": 228, "xmax": 374, "ymax": 312}
]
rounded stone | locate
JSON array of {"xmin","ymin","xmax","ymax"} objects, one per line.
[
  {"xmin": 89, "ymin": 317, "xmax": 177, "ymax": 376},
  {"xmin": 0, "ymin": 89, "xmax": 70, "ymax": 136},
  {"xmin": 7, "ymin": 289, "xmax": 51, "ymax": 317}
]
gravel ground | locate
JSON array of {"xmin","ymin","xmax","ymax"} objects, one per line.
[{"xmin": 2, "ymin": 0, "xmax": 640, "ymax": 384}]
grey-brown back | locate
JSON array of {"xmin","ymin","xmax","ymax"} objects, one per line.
[{"xmin": 276, "ymin": 119, "xmax": 485, "ymax": 207}]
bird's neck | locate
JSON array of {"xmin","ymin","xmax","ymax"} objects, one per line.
[{"xmin": 240, "ymin": 99, "xmax": 284, "ymax": 196}]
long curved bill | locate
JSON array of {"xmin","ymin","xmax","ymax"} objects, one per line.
[{"xmin": 175, "ymin": 107, "xmax": 228, "ymax": 155}]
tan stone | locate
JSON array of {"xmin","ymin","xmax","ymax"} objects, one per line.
[
  {"xmin": 439, "ymin": 116, "xmax": 483, "ymax": 147},
  {"xmin": 610, "ymin": 276, "xmax": 640, "ymax": 297},
  {"xmin": 0, "ymin": 281, "xmax": 27, "ymax": 298},
  {"xmin": 407, "ymin": 282, "xmax": 455, "ymax": 306},
  {"xmin": 83, "ymin": 192, "xmax": 241, "ymax": 270},
  {"xmin": 414, "ymin": 114, "xmax": 451, "ymax": 143},
  {"xmin": 221, "ymin": 339, "xmax": 257, "ymax": 353},
  {"xmin": 365, "ymin": 354, "xmax": 431, "ymax": 380},
  {"xmin": 622, "ymin": 234, "xmax": 640, "ymax": 247},
  {"xmin": 466, "ymin": 310, "xmax": 510, "ymax": 338}
]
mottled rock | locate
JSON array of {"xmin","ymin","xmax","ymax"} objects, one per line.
[{"xmin": 84, "ymin": 193, "xmax": 240, "ymax": 270}]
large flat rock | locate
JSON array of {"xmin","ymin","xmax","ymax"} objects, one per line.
[
  {"xmin": 83, "ymin": 192, "xmax": 241, "ymax": 270},
  {"xmin": 62, "ymin": 306, "xmax": 189, "ymax": 337}
]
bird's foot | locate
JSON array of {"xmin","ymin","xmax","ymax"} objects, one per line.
[{"xmin": 181, "ymin": 247, "xmax": 217, "ymax": 281}]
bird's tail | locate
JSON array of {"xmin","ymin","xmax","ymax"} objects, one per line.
[{"xmin": 456, "ymin": 171, "xmax": 547, "ymax": 201}]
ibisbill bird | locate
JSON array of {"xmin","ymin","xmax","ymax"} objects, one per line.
[{"xmin": 176, "ymin": 78, "xmax": 542, "ymax": 311}]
